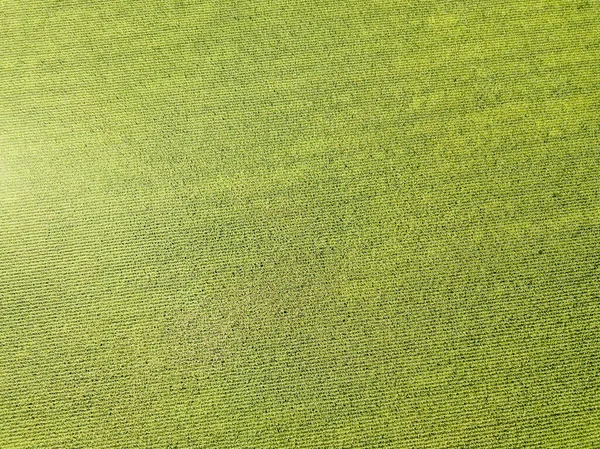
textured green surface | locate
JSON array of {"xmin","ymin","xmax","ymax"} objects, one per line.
[{"xmin": 1, "ymin": 1, "xmax": 599, "ymax": 447}]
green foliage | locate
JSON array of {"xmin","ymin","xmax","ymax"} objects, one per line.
[{"xmin": 1, "ymin": 0, "xmax": 599, "ymax": 447}]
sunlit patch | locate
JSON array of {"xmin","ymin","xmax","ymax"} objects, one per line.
[
  {"xmin": 0, "ymin": 159, "xmax": 10, "ymax": 186},
  {"xmin": 428, "ymin": 13, "xmax": 459, "ymax": 27},
  {"xmin": 0, "ymin": 156, "xmax": 26, "ymax": 205}
]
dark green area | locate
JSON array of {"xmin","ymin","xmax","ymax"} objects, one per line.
[{"xmin": 1, "ymin": 0, "xmax": 599, "ymax": 447}]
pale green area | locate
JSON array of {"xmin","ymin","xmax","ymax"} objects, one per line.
[{"xmin": 1, "ymin": 1, "xmax": 599, "ymax": 447}]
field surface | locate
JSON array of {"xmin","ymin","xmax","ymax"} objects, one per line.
[{"xmin": 1, "ymin": 1, "xmax": 599, "ymax": 447}]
